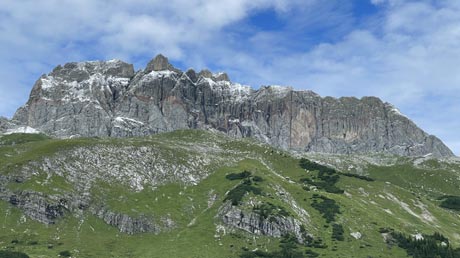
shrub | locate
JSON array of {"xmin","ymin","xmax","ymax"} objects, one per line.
[
  {"xmin": 0, "ymin": 251, "xmax": 29, "ymax": 258},
  {"xmin": 299, "ymin": 159, "xmax": 336, "ymax": 175},
  {"xmin": 224, "ymin": 183, "xmax": 262, "ymax": 205},
  {"xmin": 239, "ymin": 250, "xmax": 272, "ymax": 258},
  {"xmin": 239, "ymin": 234, "xmax": 304, "ymax": 258},
  {"xmin": 253, "ymin": 203, "xmax": 290, "ymax": 219},
  {"xmin": 224, "ymin": 172, "xmax": 264, "ymax": 205},
  {"xmin": 331, "ymin": 224, "xmax": 345, "ymax": 241},
  {"xmin": 59, "ymin": 250, "xmax": 72, "ymax": 257},
  {"xmin": 226, "ymin": 171, "xmax": 252, "ymax": 180},
  {"xmin": 305, "ymin": 249, "xmax": 320, "ymax": 257},
  {"xmin": 389, "ymin": 231, "xmax": 460, "ymax": 258},
  {"xmin": 311, "ymin": 195, "xmax": 341, "ymax": 223},
  {"xmin": 439, "ymin": 196, "xmax": 460, "ymax": 211},
  {"xmin": 309, "ymin": 238, "xmax": 328, "ymax": 249},
  {"xmin": 340, "ymin": 173, "xmax": 374, "ymax": 182},
  {"xmin": 299, "ymin": 159, "xmax": 344, "ymax": 194},
  {"xmin": 378, "ymin": 227, "xmax": 392, "ymax": 234},
  {"xmin": 252, "ymin": 176, "xmax": 264, "ymax": 182}
]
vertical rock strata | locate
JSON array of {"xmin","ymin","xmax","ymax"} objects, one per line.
[{"xmin": 11, "ymin": 55, "xmax": 453, "ymax": 157}]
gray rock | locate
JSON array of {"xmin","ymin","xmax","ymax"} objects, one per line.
[
  {"xmin": 185, "ymin": 69, "xmax": 198, "ymax": 83},
  {"xmin": 90, "ymin": 205, "xmax": 166, "ymax": 234},
  {"xmin": 0, "ymin": 117, "xmax": 15, "ymax": 133},
  {"xmin": 0, "ymin": 165, "xmax": 173, "ymax": 234},
  {"xmin": 50, "ymin": 59, "xmax": 134, "ymax": 81},
  {"xmin": 2, "ymin": 188, "xmax": 164, "ymax": 234},
  {"xmin": 213, "ymin": 72, "xmax": 230, "ymax": 82},
  {"xmin": 198, "ymin": 69, "xmax": 213, "ymax": 78},
  {"xmin": 218, "ymin": 202, "xmax": 308, "ymax": 243},
  {"xmin": 145, "ymin": 54, "xmax": 176, "ymax": 73},
  {"xmin": 6, "ymin": 191, "xmax": 66, "ymax": 224},
  {"xmin": 12, "ymin": 55, "xmax": 454, "ymax": 157}
]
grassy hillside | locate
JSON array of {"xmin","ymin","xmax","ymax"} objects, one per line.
[{"xmin": 0, "ymin": 130, "xmax": 459, "ymax": 258}]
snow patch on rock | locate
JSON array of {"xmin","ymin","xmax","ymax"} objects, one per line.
[
  {"xmin": 5, "ymin": 126, "xmax": 40, "ymax": 135},
  {"xmin": 148, "ymin": 70, "xmax": 176, "ymax": 79}
]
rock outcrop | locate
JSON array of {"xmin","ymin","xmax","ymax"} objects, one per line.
[
  {"xmin": 7, "ymin": 191, "xmax": 68, "ymax": 224},
  {"xmin": 218, "ymin": 202, "xmax": 308, "ymax": 243},
  {"xmin": 90, "ymin": 205, "xmax": 171, "ymax": 234},
  {"xmin": 1, "ymin": 186, "xmax": 167, "ymax": 234},
  {"xmin": 0, "ymin": 168, "xmax": 172, "ymax": 234},
  {"xmin": 12, "ymin": 55, "xmax": 454, "ymax": 157},
  {"xmin": 0, "ymin": 117, "xmax": 16, "ymax": 133}
]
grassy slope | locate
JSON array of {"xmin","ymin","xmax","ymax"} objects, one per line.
[{"xmin": 0, "ymin": 130, "xmax": 459, "ymax": 258}]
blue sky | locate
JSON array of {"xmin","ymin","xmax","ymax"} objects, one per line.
[{"xmin": 1, "ymin": 0, "xmax": 459, "ymax": 155}]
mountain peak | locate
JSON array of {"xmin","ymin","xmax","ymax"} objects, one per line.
[
  {"xmin": 145, "ymin": 54, "xmax": 176, "ymax": 73},
  {"xmin": 11, "ymin": 56, "xmax": 455, "ymax": 158},
  {"xmin": 213, "ymin": 72, "xmax": 230, "ymax": 82},
  {"xmin": 198, "ymin": 69, "xmax": 213, "ymax": 78},
  {"xmin": 198, "ymin": 69, "xmax": 230, "ymax": 82},
  {"xmin": 49, "ymin": 59, "xmax": 134, "ymax": 82}
]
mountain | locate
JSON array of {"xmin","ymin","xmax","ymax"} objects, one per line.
[
  {"xmin": 1, "ymin": 55, "xmax": 459, "ymax": 257},
  {"xmin": 10, "ymin": 54, "xmax": 453, "ymax": 157},
  {"xmin": 0, "ymin": 131, "xmax": 459, "ymax": 257}
]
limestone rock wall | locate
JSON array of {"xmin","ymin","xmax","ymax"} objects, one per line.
[{"xmin": 12, "ymin": 55, "xmax": 454, "ymax": 157}]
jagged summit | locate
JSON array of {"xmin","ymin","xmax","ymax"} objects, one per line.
[
  {"xmin": 198, "ymin": 69, "xmax": 230, "ymax": 82},
  {"xmin": 7, "ymin": 55, "xmax": 455, "ymax": 157},
  {"xmin": 145, "ymin": 54, "xmax": 177, "ymax": 73},
  {"xmin": 50, "ymin": 59, "xmax": 135, "ymax": 80}
]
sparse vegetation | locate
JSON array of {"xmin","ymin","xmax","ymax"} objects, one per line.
[
  {"xmin": 304, "ymin": 249, "xmax": 320, "ymax": 257},
  {"xmin": 239, "ymin": 234, "xmax": 305, "ymax": 258},
  {"xmin": 307, "ymin": 237, "xmax": 328, "ymax": 249},
  {"xmin": 331, "ymin": 224, "xmax": 344, "ymax": 241},
  {"xmin": 439, "ymin": 196, "xmax": 460, "ymax": 211},
  {"xmin": 226, "ymin": 171, "xmax": 252, "ymax": 180},
  {"xmin": 299, "ymin": 159, "xmax": 344, "ymax": 194},
  {"xmin": 389, "ymin": 231, "xmax": 460, "ymax": 258},
  {"xmin": 252, "ymin": 176, "xmax": 263, "ymax": 182},
  {"xmin": 310, "ymin": 194, "xmax": 341, "ymax": 223},
  {"xmin": 299, "ymin": 159, "xmax": 335, "ymax": 173},
  {"xmin": 224, "ymin": 171, "xmax": 264, "ymax": 205},
  {"xmin": 0, "ymin": 133, "xmax": 50, "ymax": 146},
  {"xmin": 340, "ymin": 173, "xmax": 374, "ymax": 182},
  {"xmin": 224, "ymin": 179, "xmax": 262, "ymax": 205},
  {"xmin": 0, "ymin": 251, "xmax": 29, "ymax": 258},
  {"xmin": 59, "ymin": 250, "xmax": 72, "ymax": 257},
  {"xmin": 378, "ymin": 227, "xmax": 392, "ymax": 234},
  {"xmin": 253, "ymin": 202, "xmax": 290, "ymax": 219}
]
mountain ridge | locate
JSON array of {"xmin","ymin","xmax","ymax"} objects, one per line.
[{"xmin": 5, "ymin": 54, "xmax": 454, "ymax": 157}]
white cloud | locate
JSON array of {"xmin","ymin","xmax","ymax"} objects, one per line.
[
  {"xmin": 0, "ymin": 0, "xmax": 315, "ymax": 63},
  {"xmin": 0, "ymin": 0, "xmax": 302, "ymax": 114}
]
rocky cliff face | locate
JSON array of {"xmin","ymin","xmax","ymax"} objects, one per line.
[
  {"xmin": 12, "ymin": 54, "xmax": 454, "ymax": 157},
  {"xmin": 218, "ymin": 201, "xmax": 308, "ymax": 243}
]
